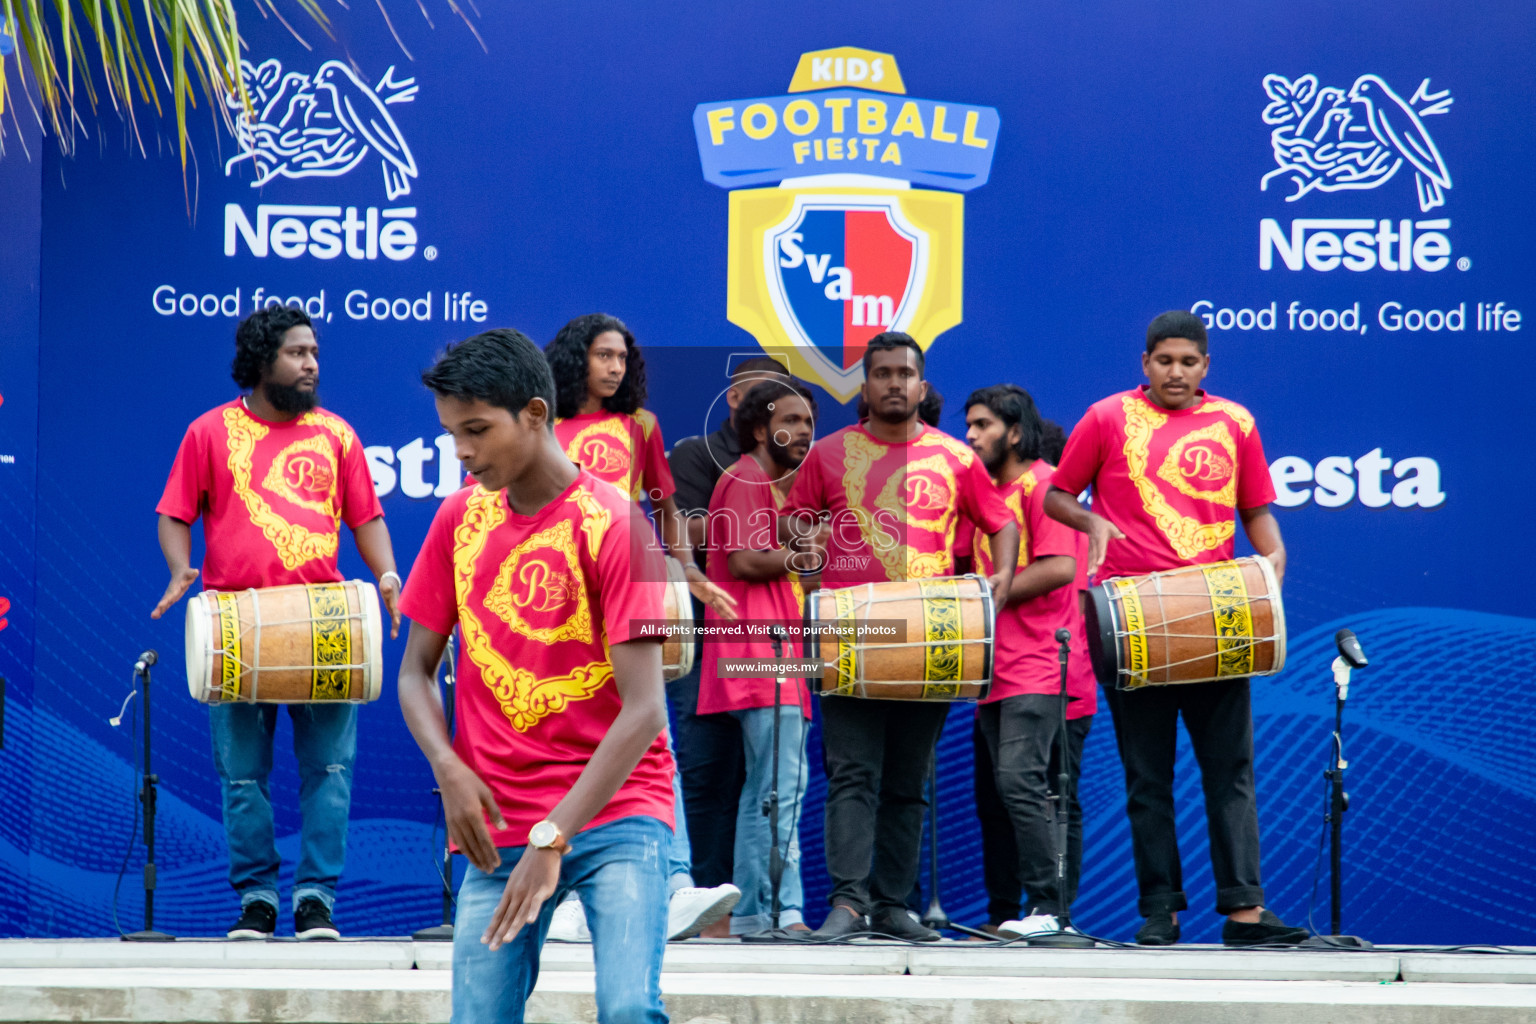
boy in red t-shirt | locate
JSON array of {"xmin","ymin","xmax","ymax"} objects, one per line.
[
  {"xmin": 781, "ymin": 333, "xmax": 1019, "ymax": 942},
  {"xmin": 151, "ymin": 306, "xmax": 402, "ymax": 943},
  {"xmin": 700, "ymin": 379, "xmax": 819, "ymax": 934},
  {"xmin": 1045, "ymin": 310, "xmax": 1305, "ymax": 948},
  {"xmin": 397, "ymin": 329, "xmax": 674, "ymax": 1024},
  {"xmin": 962, "ymin": 385, "xmax": 1096, "ymax": 942}
]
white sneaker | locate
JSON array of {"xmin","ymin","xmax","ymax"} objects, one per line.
[
  {"xmin": 998, "ymin": 912, "xmax": 1062, "ymax": 938},
  {"xmin": 546, "ymin": 896, "xmax": 590, "ymax": 942},
  {"xmin": 667, "ymin": 884, "xmax": 741, "ymax": 940}
]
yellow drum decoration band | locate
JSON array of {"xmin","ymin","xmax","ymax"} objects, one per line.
[
  {"xmin": 917, "ymin": 579, "xmax": 963, "ymax": 699},
  {"xmin": 214, "ymin": 592, "xmax": 244, "ymax": 701},
  {"xmin": 305, "ymin": 583, "xmax": 355, "ymax": 701},
  {"xmin": 1201, "ymin": 561, "xmax": 1256, "ymax": 679},
  {"xmin": 1110, "ymin": 577, "xmax": 1150, "ymax": 689}
]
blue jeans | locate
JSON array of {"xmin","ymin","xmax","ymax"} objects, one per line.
[
  {"xmin": 729, "ymin": 705, "xmax": 808, "ymax": 933},
  {"xmin": 665, "ymin": 732, "xmax": 693, "ymax": 890},
  {"xmin": 453, "ymin": 815, "xmax": 671, "ymax": 1024},
  {"xmin": 209, "ymin": 702, "xmax": 356, "ymax": 912}
]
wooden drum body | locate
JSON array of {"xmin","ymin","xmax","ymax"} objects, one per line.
[
  {"xmin": 1085, "ymin": 556, "xmax": 1286, "ymax": 690},
  {"xmin": 186, "ymin": 581, "xmax": 383, "ymax": 704},
  {"xmin": 806, "ymin": 575, "xmax": 994, "ymax": 701},
  {"xmin": 662, "ymin": 557, "xmax": 695, "ymax": 682}
]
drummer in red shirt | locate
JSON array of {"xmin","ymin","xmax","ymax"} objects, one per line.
[
  {"xmin": 962, "ymin": 384, "xmax": 1096, "ymax": 942},
  {"xmin": 1044, "ymin": 310, "xmax": 1306, "ymax": 947},
  {"xmin": 397, "ymin": 328, "xmax": 675, "ymax": 1023},
  {"xmin": 699, "ymin": 378, "xmax": 819, "ymax": 935},
  {"xmin": 782, "ymin": 332, "xmax": 1018, "ymax": 942},
  {"xmin": 150, "ymin": 306, "xmax": 402, "ymax": 942}
]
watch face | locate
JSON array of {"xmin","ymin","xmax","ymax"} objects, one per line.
[{"xmin": 529, "ymin": 821, "xmax": 556, "ymax": 847}]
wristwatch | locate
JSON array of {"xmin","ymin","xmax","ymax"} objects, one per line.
[{"xmin": 528, "ymin": 819, "xmax": 572, "ymax": 855}]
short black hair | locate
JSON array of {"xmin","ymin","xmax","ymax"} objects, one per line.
[
  {"xmin": 545, "ymin": 313, "xmax": 648, "ymax": 418},
  {"xmin": 231, "ymin": 306, "xmax": 312, "ymax": 389},
  {"xmin": 1146, "ymin": 310, "xmax": 1208, "ymax": 355},
  {"xmin": 731, "ymin": 355, "xmax": 790, "ymax": 380},
  {"xmin": 736, "ymin": 379, "xmax": 818, "ymax": 453},
  {"xmin": 965, "ymin": 384, "xmax": 1045, "ymax": 463},
  {"xmin": 918, "ymin": 387, "xmax": 943, "ymax": 428},
  {"xmin": 1040, "ymin": 419, "xmax": 1067, "ymax": 464},
  {"xmin": 860, "ymin": 331, "xmax": 925, "ymax": 377},
  {"xmin": 421, "ymin": 328, "xmax": 556, "ymax": 424}
]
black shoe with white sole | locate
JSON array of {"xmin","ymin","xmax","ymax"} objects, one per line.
[
  {"xmin": 295, "ymin": 898, "xmax": 340, "ymax": 940},
  {"xmin": 227, "ymin": 901, "xmax": 277, "ymax": 940}
]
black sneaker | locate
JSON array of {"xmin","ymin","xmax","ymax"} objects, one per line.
[
  {"xmin": 1135, "ymin": 912, "xmax": 1181, "ymax": 946},
  {"xmin": 227, "ymin": 901, "xmax": 277, "ymax": 940},
  {"xmin": 870, "ymin": 907, "xmax": 941, "ymax": 942},
  {"xmin": 1222, "ymin": 909, "xmax": 1309, "ymax": 948},
  {"xmin": 295, "ymin": 898, "xmax": 340, "ymax": 940}
]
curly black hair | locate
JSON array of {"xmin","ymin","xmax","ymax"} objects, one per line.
[
  {"xmin": 231, "ymin": 306, "xmax": 313, "ymax": 389},
  {"xmin": 736, "ymin": 379, "xmax": 818, "ymax": 454},
  {"xmin": 964, "ymin": 384, "xmax": 1046, "ymax": 463},
  {"xmin": 544, "ymin": 313, "xmax": 648, "ymax": 418}
]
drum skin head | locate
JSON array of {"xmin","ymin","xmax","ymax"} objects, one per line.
[
  {"xmin": 1083, "ymin": 585, "xmax": 1120, "ymax": 689},
  {"xmin": 185, "ymin": 591, "xmax": 210, "ymax": 701}
]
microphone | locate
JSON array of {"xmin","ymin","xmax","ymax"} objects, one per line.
[
  {"xmin": 1334, "ymin": 629, "xmax": 1368, "ymax": 669},
  {"xmin": 1054, "ymin": 628, "xmax": 1071, "ymax": 644},
  {"xmin": 134, "ymin": 649, "xmax": 159, "ymax": 675}
]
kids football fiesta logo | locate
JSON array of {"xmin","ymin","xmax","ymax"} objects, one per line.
[{"xmin": 694, "ymin": 47, "xmax": 999, "ymax": 400}]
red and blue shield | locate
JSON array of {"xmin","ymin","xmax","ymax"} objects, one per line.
[{"xmin": 765, "ymin": 194, "xmax": 927, "ymax": 393}]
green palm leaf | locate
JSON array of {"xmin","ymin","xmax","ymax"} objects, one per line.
[{"xmin": 0, "ymin": 3, "xmax": 480, "ymax": 164}]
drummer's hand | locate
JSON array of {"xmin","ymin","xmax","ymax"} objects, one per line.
[
  {"xmin": 438, "ymin": 757, "xmax": 506, "ymax": 874},
  {"xmin": 686, "ymin": 566, "xmax": 740, "ymax": 621},
  {"xmin": 483, "ymin": 845, "xmax": 562, "ymax": 951},
  {"xmin": 379, "ymin": 574, "xmax": 403, "ymax": 639},
  {"xmin": 986, "ymin": 571, "xmax": 1010, "ymax": 609},
  {"xmin": 150, "ymin": 567, "xmax": 200, "ymax": 619},
  {"xmin": 1085, "ymin": 513, "xmax": 1125, "ymax": 578}
]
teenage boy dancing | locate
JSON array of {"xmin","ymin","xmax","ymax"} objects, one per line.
[{"xmin": 398, "ymin": 328, "xmax": 674, "ymax": 1023}]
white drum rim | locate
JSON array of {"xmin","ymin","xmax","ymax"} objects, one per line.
[
  {"xmin": 662, "ymin": 576, "xmax": 695, "ymax": 680},
  {"xmin": 1251, "ymin": 554, "xmax": 1287, "ymax": 675},
  {"xmin": 358, "ymin": 579, "xmax": 384, "ymax": 703},
  {"xmin": 185, "ymin": 591, "xmax": 212, "ymax": 702}
]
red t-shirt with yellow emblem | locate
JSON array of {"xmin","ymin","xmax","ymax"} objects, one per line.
[
  {"xmin": 555, "ymin": 410, "xmax": 676, "ymax": 502},
  {"xmin": 156, "ymin": 399, "xmax": 382, "ymax": 591},
  {"xmin": 398, "ymin": 470, "xmax": 673, "ymax": 846},
  {"xmin": 972, "ymin": 461, "xmax": 1096, "ymax": 716},
  {"xmin": 1052, "ymin": 387, "xmax": 1276, "ymax": 582},
  {"xmin": 698, "ymin": 456, "xmax": 811, "ymax": 717},
  {"xmin": 782, "ymin": 422, "xmax": 1012, "ymax": 588}
]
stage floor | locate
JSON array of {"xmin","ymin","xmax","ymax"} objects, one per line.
[{"xmin": 3, "ymin": 937, "xmax": 1535, "ymax": 1023}]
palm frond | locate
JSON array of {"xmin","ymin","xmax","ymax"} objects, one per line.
[{"xmin": 0, "ymin": 2, "xmax": 478, "ymax": 164}]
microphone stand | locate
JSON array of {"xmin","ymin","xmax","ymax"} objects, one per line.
[
  {"xmin": 124, "ymin": 655, "xmax": 174, "ymax": 942},
  {"xmin": 1027, "ymin": 629, "xmax": 1094, "ymax": 947},
  {"xmin": 1307, "ymin": 651, "xmax": 1373, "ymax": 949},
  {"xmin": 919, "ymin": 761, "xmax": 952, "ymax": 932},
  {"xmin": 742, "ymin": 627, "xmax": 800, "ymax": 943},
  {"xmin": 414, "ymin": 633, "xmax": 458, "ymax": 941}
]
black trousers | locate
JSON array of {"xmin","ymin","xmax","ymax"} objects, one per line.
[
  {"xmin": 820, "ymin": 695, "xmax": 949, "ymax": 917},
  {"xmin": 668, "ymin": 665, "xmax": 745, "ymax": 889},
  {"xmin": 974, "ymin": 696, "xmax": 1092, "ymax": 919},
  {"xmin": 1102, "ymin": 678, "xmax": 1265, "ymax": 916}
]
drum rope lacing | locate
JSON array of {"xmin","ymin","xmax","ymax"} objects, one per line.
[
  {"xmin": 819, "ymin": 578, "xmax": 995, "ymax": 692},
  {"xmin": 204, "ymin": 587, "xmax": 375, "ymax": 702},
  {"xmin": 1114, "ymin": 566, "xmax": 1281, "ymax": 679}
]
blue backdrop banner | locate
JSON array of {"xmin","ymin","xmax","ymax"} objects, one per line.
[{"xmin": 1, "ymin": 0, "xmax": 1532, "ymax": 945}]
